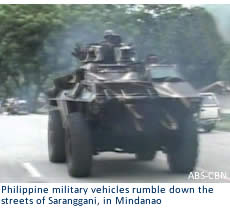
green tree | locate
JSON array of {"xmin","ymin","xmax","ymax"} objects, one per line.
[{"xmin": 0, "ymin": 4, "xmax": 226, "ymax": 109}]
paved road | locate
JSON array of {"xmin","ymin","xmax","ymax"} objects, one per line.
[{"xmin": 0, "ymin": 114, "xmax": 229, "ymax": 183}]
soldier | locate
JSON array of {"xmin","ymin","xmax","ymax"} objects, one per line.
[
  {"xmin": 47, "ymin": 30, "xmax": 121, "ymax": 97},
  {"xmin": 102, "ymin": 30, "xmax": 122, "ymax": 46},
  {"xmin": 145, "ymin": 54, "xmax": 159, "ymax": 65},
  {"xmin": 101, "ymin": 30, "xmax": 122, "ymax": 64}
]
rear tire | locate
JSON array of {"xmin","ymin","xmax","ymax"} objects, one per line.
[
  {"xmin": 135, "ymin": 151, "xmax": 156, "ymax": 161},
  {"xmin": 65, "ymin": 112, "xmax": 92, "ymax": 177},
  {"xmin": 167, "ymin": 114, "xmax": 199, "ymax": 173},
  {"xmin": 48, "ymin": 110, "xmax": 65, "ymax": 163}
]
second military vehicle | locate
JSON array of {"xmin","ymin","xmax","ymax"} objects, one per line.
[{"xmin": 47, "ymin": 32, "xmax": 201, "ymax": 177}]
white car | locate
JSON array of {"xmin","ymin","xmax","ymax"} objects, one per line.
[{"xmin": 199, "ymin": 92, "xmax": 221, "ymax": 132}]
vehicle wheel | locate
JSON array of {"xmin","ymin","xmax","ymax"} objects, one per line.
[
  {"xmin": 48, "ymin": 110, "xmax": 65, "ymax": 163},
  {"xmin": 135, "ymin": 151, "xmax": 156, "ymax": 161},
  {"xmin": 65, "ymin": 112, "xmax": 92, "ymax": 177},
  {"xmin": 203, "ymin": 124, "xmax": 215, "ymax": 133},
  {"xmin": 167, "ymin": 114, "xmax": 199, "ymax": 173}
]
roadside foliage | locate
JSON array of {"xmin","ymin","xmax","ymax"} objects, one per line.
[{"xmin": 0, "ymin": 5, "xmax": 227, "ymax": 109}]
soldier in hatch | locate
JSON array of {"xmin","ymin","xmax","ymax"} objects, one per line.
[
  {"xmin": 47, "ymin": 30, "xmax": 122, "ymax": 97},
  {"xmin": 72, "ymin": 30, "xmax": 122, "ymax": 64},
  {"xmin": 100, "ymin": 30, "xmax": 122, "ymax": 64},
  {"xmin": 145, "ymin": 54, "xmax": 159, "ymax": 65}
]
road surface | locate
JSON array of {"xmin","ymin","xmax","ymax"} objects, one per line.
[{"xmin": 0, "ymin": 114, "xmax": 229, "ymax": 183}]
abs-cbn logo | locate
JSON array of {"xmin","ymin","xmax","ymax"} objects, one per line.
[{"xmin": 188, "ymin": 171, "xmax": 228, "ymax": 180}]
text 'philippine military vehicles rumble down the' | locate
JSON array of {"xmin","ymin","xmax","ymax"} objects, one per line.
[{"xmin": 47, "ymin": 31, "xmax": 201, "ymax": 177}]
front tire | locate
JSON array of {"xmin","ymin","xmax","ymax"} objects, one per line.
[
  {"xmin": 167, "ymin": 114, "xmax": 199, "ymax": 173},
  {"xmin": 65, "ymin": 112, "xmax": 92, "ymax": 177},
  {"xmin": 48, "ymin": 110, "xmax": 66, "ymax": 163}
]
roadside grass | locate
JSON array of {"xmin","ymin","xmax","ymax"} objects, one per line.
[{"xmin": 216, "ymin": 113, "xmax": 230, "ymax": 131}]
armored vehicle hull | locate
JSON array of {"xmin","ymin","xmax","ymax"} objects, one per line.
[
  {"xmin": 48, "ymin": 37, "xmax": 200, "ymax": 177},
  {"xmin": 48, "ymin": 63, "xmax": 200, "ymax": 177}
]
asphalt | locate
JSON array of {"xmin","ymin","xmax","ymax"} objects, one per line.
[{"xmin": 0, "ymin": 114, "xmax": 229, "ymax": 183}]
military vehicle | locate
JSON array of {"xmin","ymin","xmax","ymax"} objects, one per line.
[
  {"xmin": 145, "ymin": 64, "xmax": 199, "ymax": 99},
  {"xmin": 47, "ymin": 33, "xmax": 201, "ymax": 177}
]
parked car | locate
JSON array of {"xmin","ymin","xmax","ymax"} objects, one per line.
[
  {"xmin": 4, "ymin": 98, "xmax": 29, "ymax": 115},
  {"xmin": 199, "ymin": 92, "xmax": 221, "ymax": 132}
]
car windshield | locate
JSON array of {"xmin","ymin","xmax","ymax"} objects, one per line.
[
  {"xmin": 148, "ymin": 66, "xmax": 184, "ymax": 80},
  {"xmin": 202, "ymin": 95, "xmax": 217, "ymax": 105}
]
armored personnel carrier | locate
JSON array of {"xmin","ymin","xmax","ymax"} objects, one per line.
[{"xmin": 47, "ymin": 33, "xmax": 201, "ymax": 177}]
